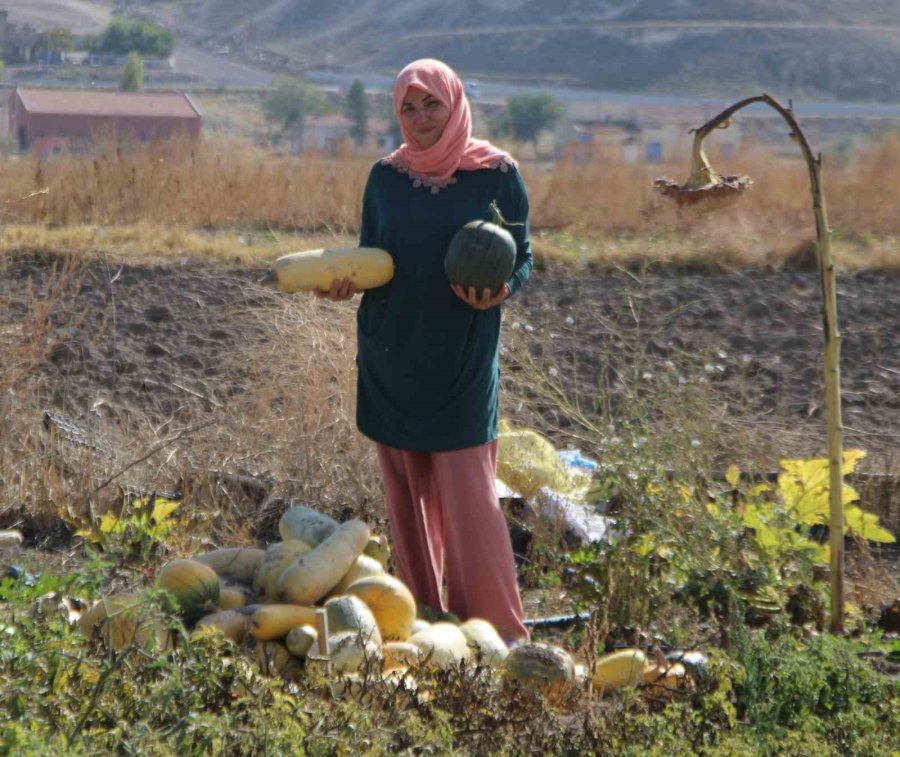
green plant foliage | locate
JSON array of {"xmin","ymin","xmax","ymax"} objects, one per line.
[
  {"xmin": 263, "ymin": 77, "xmax": 329, "ymax": 139},
  {"xmin": 732, "ymin": 625, "xmax": 900, "ymax": 748},
  {"xmin": 120, "ymin": 52, "xmax": 144, "ymax": 92},
  {"xmin": 345, "ymin": 79, "xmax": 368, "ymax": 147},
  {"xmin": 777, "ymin": 449, "xmax": 895, "ymax": 542},
  {"xmin": 89, "ymin": 17, "xmax": 174, "ymax": 58},
  {"xmin": 495, "ymin": 93, "xmax": 564, "ymax": 147},
  {"xmin": 1, "ymin": 565, "xmax": 898, "ymax": 755},
  {"xmin": 72, "ymin": 494, "xmax": 182, "ymax": 564},
  {"xmin": 37, "ymin": 28, "xmax": 75, "ymax": 54},
  {"xmin": 574, "ymin": 446, "xmax": 896, "ymax": 635}
]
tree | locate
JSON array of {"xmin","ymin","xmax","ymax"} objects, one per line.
[
  {"xmin": 263, "ymin": 77, "xmax": 329, "ymax": 150},
  {"xmin": 92, "ymin": 17, "xmax": 174, "ymax": 58},
  {"xmin": 37, "ymin": 28, "xmax": 75, "ymax": 55},
  {"xmin": 345, "ymin": 80, "xmax": 368, "ymax": 148},
  {"xmin": 500, "ymin": 93, "xmax": 564, "ymax": 152},
  {"xmin": 121, "ymin": 52, "xmax": 144, "ymax": 91}
]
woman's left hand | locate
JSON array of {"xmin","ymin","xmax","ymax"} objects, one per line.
[{"xmin": 451, "ymin": 283, "xmax": 510, "ymax": 310}]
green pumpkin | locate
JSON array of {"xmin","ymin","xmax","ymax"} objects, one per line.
[
  {"xmin": 155, "ymin": 559, "xmax": 220, "ymax": 623},
  {"xmin": 444, "ymin": 201, "xmax": 519, "ymax": 294}
]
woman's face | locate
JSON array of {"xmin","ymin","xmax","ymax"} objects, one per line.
[{"xmin": 400, "ymin": 85, "xmax": 451, "ymax": 149}]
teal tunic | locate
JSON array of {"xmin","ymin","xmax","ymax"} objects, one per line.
[{"xmin": 356, "ymin": 160, "xmax": 533, "ymax": 452}]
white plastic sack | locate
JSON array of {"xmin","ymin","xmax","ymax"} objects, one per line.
[{"xmin": 496, "ymin": 447, "xmax": 611, "ymax": 545}]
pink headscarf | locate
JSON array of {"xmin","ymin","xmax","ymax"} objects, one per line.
[{"xmin": 382, "ymin": 58, "xmax": 516, "ymax": 193}]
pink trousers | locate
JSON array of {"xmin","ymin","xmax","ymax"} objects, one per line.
[{"xmin": 376, "ymin": 439, "xmax": 529, "ymax": 643}]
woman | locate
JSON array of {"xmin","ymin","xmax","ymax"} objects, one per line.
[{"xmin": 317, "ymin": 58, "xmax": 533, "ymax": 643}]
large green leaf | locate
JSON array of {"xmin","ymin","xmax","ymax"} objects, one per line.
[
  {"xmin": 844, "ymin": 506, "xmax": 896, "ymax": 543},
  {"xmin": 778, "ymin": 450, "xmax": 865, "ymax": 526}
]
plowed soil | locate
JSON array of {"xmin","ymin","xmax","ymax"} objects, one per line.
[{"xmin": 3, "ymin": 253, "xmax": 899, "ymax": 462}]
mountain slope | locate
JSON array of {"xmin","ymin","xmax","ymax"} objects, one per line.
[
  {"xmin": 35, "ymin": 0, "xmax": 900, "ymax": 101},
  {"xmin": 3, "ymin": 0, "xmax": 111, "ymax": 34},
  {"xmin": 171, "ymin": 0, "xmax": 900, "ymax": 100}
]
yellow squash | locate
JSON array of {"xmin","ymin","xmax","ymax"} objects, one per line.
[
  {"xmin": 345, "ymin": 574, "xmax": 417, "ymax": 641},
  {"xmin": 250, "ymin": 604, "xmax": 317, "ymax": 641},
  {"xmin": 252, "ymin": 539, "xmax": 312, "ymax": 602},
  {"xmin": 78, "ymin": 593, "xmax": 171, "ymax": 652},
  {"xmin": 265, "ymin": 247, "xmax": 394, "ymax": 293},
  {"xmin": 192, "ymin": 547, "xmax": 266, "ymax": 585},
  {"xmin": 194, "ymin": 610, "xmax": 251, "ymax": 645},
  {"xmin": 277, "ymin": 520, "xmax": 370, "ymax": 605},
  {"xmin": 590, "ymin": 648, "xmax": 647, "ymax": 692},
  {"xmin": 328, "ymin": 554, "xmax": 384, "ymax": 597}
]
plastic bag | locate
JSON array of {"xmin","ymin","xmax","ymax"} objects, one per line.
[{"xmin": 496, "ymin": 420, "xmax": 574, "ymax": 499}]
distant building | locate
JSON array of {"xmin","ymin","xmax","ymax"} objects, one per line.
[
  {"xmin": 558, "ymin": 118, "xmax": 643, "ymax": 163},
  {"xmin": 281, "ymin": 114, "xmax": 398, "ymax": 156},
  {"xmin": 0, "ymin": 9, "xmax": 41, "ymax": 62},
  {"xmin": 372, "ymin": 119, "xmax": 400, "ymax": 154},
  {"xmin": 87, "ymin": 53, "xmax": 174, "ymax": 70},
  {"xmin": 8, "ymin": 87, "xmax": 202, "ymax": 154},
  {"xmin": 296, "ymin": 113, "xmax": 353, "ymax": 154},
  {"xmin": 556, "ymin": 112, "xmax": 741, "ymax": 164}
]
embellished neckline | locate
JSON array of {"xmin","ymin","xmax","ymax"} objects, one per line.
[{"xmin": 381, "ymin": 157, "xmax": 514, "ymax": 194}]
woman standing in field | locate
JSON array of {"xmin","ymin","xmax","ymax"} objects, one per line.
[{"xmin": 317, "ymin": 58, "xmax": 533, "ymax": 643}]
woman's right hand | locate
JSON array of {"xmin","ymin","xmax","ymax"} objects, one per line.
[{"xmin": 314, "ymin": 277, "xmax": 357, "ymax": 301}]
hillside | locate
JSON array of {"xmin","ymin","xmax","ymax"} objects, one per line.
[
  {"xmin": 1, "ymin": 0, "xmax": 110, "ymax": 34},
  {"xmin": 11, "ymin": 0, "xmax": 900, "ymax": 101},
  {"xmin": 167, "ymin": 0, "xmax": 900, "ymax": 101}
]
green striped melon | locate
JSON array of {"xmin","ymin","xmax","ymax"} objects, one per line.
[{"xmin": 155, "ymin": 559, "xmax": 220, "ymax": 622}]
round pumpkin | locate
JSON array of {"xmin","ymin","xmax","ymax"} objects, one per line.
[
  {"xmin": 78, "ymin": 593, "xmax": 171, "ymax": 652},
  {"xmin": 309, "ymin": 632, "xmax": 381, "ymax": 674},
  {"xmin": 444, "ymin": 201, "xmax": 518, "ymax": 293},
  {"xmin": 459, "ymin": 618, "xmax": 508, "ymax": 667},
  {"xmin": 155, "ymin": 559, "xmax": 220, "ymax": 622},
  {"xmin": 504, "ymin": 643, "xmax": 575, "ymax": 702},
  {"xmin": 324, "ymin": 595, "xmax": 382, "ymax": 646},
  {"xmin": 345, "ymin": 574, "xmax": 417, "ymax": 641},
  {"xmin": 329, "ymin": 554, "xmax": 384, "ymax": 597},
  {"xmin": 285, "ymin": 624, "xmax": 318, "ymax": 657},
  {"xmin": 382, "ymin": 641, "xmax": 421, "ymax": 670},
  {"xmin": 217, "ymin": 583, "xmax": 249, "ymax": 610},
  {"xmin": 407, "ymin": 622, "xmax": 471, "ymax": 668},
  {"xmin": 411, "ymin": 618, "xmax": 431, "ymax": 636}
]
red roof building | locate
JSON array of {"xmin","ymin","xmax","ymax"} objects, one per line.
[{"xmin": 8, "ymin": 87, "xmax": 202, "ymax": 153}]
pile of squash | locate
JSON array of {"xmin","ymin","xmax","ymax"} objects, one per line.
[
  {"xmin": 77, "ymin": 504, "xmax": 696, "ymax": 702},
  {"xmin": 78, "ymin": 506, "xmax": 510, "ymax": 688}
]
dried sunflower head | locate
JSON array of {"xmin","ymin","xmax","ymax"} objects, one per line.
[
  {"xmin": 654, "ymin": 120, "xmax": 752, "ymax": 211},
  {"xmin": 654, "ymin": 173, "xmax": 753, "ymax": 211}
]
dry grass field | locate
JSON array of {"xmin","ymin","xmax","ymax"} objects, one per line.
[{"xmin": 1, "ymin": 134, "xmax": 899, "ymax": 268}]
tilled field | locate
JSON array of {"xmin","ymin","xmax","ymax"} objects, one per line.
[{"xmin": 2, "ymin": 251, "xmax": 899, "ymax": 512}]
